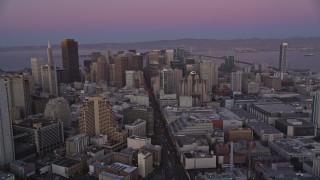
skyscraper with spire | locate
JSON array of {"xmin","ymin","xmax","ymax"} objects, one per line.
[{"xmin": 41, "ymin": 41, "xmax": 58, "ymax": 96}]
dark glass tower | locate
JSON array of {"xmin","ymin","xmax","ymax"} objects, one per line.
[{"xmin": 61, "ymin": 39, "xmax": 80, "ymax": 83}]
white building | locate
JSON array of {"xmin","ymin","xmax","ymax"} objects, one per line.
[
  {"xmin": 128, "ymin": 95, "xmax": 149, "ymax": 106},
  {"xmin": 125, "ymin": 70, "xmax": 135, "ymax": 89},
  {"xmin": 138, "ymin": 151, "xmax": 153, "ymax": 178},
  {"xmin": 125, "ymin": 119, "xmax": 147, "ymax": 137},
  {"xmin": 182, "ymin": 151, "xmax": 216, "ymax": 170},
  {"xmin": 231, "ymin": 71, "xmax": 243, "ymax": 93},
  {"xmin": 165, "ymin": 49, "xmax": 174, "ymax": 65},
  {"xmin": 31, "ymin": 58, "xmax": 44, "ymax": 85},
  {"xmin": 127, "ymin": 136, "xmax": 151, "ymax": 150},
  {"xmin": 0, "ymin": 78, "xmax": 15, "ymax": 167},
  {"xmin": 279, "ymin": 43, "xmax": 288, "ymax": 79},
  {"xmin": 41, "ymin": 41, "xmax": 58, "ymax": 97}
]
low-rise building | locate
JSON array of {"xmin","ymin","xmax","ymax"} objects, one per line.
[
  {"xmin": 138, "ymin": 151, "xmax": 153, "ymax": 178},
  {"xmin": 176, "ymin": 135, "xmax": 209, "ymax": 155},
  {"xmin": 106, "ymin": 162, "xmax": 138, "ymax": 180},
  {"xmin": 275, "ymin": 118, "xmax": 315, "ymax": 138},
  {"xmin": 99, "ymin": 172, "xmax": 124, "ymax": 180},
  {"xmin": 245, "ymin": 119, "xmax": 284, "ymax": 141},
  {"xmin": 249, "ymin": 102, "xmax": 309, "ymax": 125},
  {"xmin": 140, "ymin": 144, "xmax": 161, "ymax": 166},
  {"xmin": 10, "ymin": 160, "xmax": 35, "ymax": 179},
  {"xmin": 182, "ymin": 151, "xmax": 216, "ymax": 170},
  {"xmin": 65, "ymin": 133, "xmax": 89, "ymax": 154},
  {"xmin": 51, "ymin": 159, "xmax": 82, "ymax": 178},
  {"xmin": 226, "ymin": 128, "xmax": 253, "ymax": 142},
  {"xmin": 125, "ymin": 119, "xmax": 147, "ymax": 137},
  {"xmin": 269, "ymin": 138, "xmax": 320, "ymax": 161},
  {"xmin": 127, "ymin": 136, "xmax": 151, "ymax": 150}
]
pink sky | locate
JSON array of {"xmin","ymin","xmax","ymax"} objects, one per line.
[{"xmin": 0, "ymin": 0, "xmax": 319, "ymax": 46}]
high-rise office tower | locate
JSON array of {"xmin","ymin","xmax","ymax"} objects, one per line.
[
  {"xmin": 200, "ymin": 61, "xmax": 218, "ymax": 94},
  {"xmin": 279, "ymin": 43, "xmax": 288, "ymax": 80},
  {"xmin": 125, "ymin": 71, "xmax": 135, "ymax": 89},
  {"xmin": 109, "ymin": 64, "xmax": 116, "ymax": 85},
  {"xmin": 312, "ymin": 91, "xmax": 320, "ymax": 129},
  {"xmin": 61, "ymin": 39, "xmax": 80, "ymax": 83},
  {"xmin": 9, "ymin": 75, "xmax": 31, "ymax": 118},
  {"xmin": 180, "ymin": 71, "xmax": 210, "ymax": 105},
  {"xmin": 30, "ymin": 58, "xmax": 44, "ymax": 85},
  {"xmin": 0, "ymin": 78, "xmax": 15, "ymax": 167},
  {"xmin": 165, "ymin": 49, "xmax": 174, "ymax": 65},
  {"xmin": 41, "ymin": 41, "xmax": 58, "ymax": 96},
  {"xmin": 97, "ymin": 55, "xmax": 108, "ymax": 82},
  {"xmin": 115, "ymin": 56, "xmax": 128, "ymax": 88},
  {"xmin": 160, "ymin": 69, "xmax": 175, "ymax": 94},
  {"xmin": 132, "ymin": 55, "xmax": 143, "ymax": 71},
  {"xmin": 231, "ymin": 71, "xmax": 243, "ymax": 93},
  {"xmin": 79, "ymin": 96, "xmax": 127, "ymax": 148}
]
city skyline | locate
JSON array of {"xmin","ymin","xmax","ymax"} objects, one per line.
[{"xmin": 0, "ymin": 0, "xmax": 320, "ymax": 46}]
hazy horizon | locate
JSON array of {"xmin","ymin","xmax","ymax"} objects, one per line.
[{"xmin": 0, "ymin": 0, "xmax": 319, "ymax": 47}]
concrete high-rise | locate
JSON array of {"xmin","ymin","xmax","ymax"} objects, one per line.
[
  {"xmin": 96, "ymin": 55, "xmax": 108, "ymax": 82},
  {"xmin": 200, "ymin": 61, "xmax": 218, "ymax": 93},
  {"xmin": 9, "ymin": 75, "xmax": 32, "ymax": 118},
  {"xmin": 0, "ymin": 78, "xmax": 15, "ymax": 167},
  {"xmin": 279, "ymin": 43, "xmax": 288, "ymax": 79},
  {"xmin": 44, "ymin": 97, "xmax": 71, "ymax": 127},
  {"xmin": 160, "ymin": 68, "xmax": 183, "ymax": 95},
  {"xmin": 30, "ymin": 58, "xmax": 44, "ymax": 85},
  {"xmin": 312, "ymin": 91, "xmax": 320, "ymax": 129},
  {"xmin": 231, "ymin": 71, "xmax": 243, "ymax": 93},
  {"xmin": 165, "ymin": 49, "xmax": 174, "ymax": 65},
  {"xmin": 79, "ymin": 96, "xmax": 127, "ymax": 148},
  {"xmin": 125, "ymin": 70, "xmax": 135, "ymax": 89},
  {"xmin": 61, "ymin": 39, "xmax": 80, "ymax": 83},
  {"xmin": 42, "ymin": 41, "xmax": 58, "ymax": 96},
  {"xmin": 115, "ymin": 56, "xmax": 128, "ymax": 88}
]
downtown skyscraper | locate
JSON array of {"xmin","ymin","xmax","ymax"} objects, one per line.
[
  {"xmin": 0, "ymin": 78, "xmax": 15, "ymax": 167},
  {"xmin": 279, "ymin": 42, "xmax": 288, "ymax": 80},
  {"xmin": 41, "ymin": 41, "xmax": 58, "ymax": 96},
  {"xmin": 61, "ymin": 39, "xmax": 80, "ymax": 83}
]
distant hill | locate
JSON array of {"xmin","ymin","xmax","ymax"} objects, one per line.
[{"xmin": 1, "ymin": 37, "xmax": 320, "ymax": 52}]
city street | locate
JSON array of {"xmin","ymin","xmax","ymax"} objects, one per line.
[{"xmin": 147, "ymin": 87, "xmax": 189, "ymax": 180}]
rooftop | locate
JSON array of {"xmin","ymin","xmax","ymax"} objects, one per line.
[
  {"xmin": 0, "ymin": 171, "xmax": 14, "ymax": 179},
  {"xmin": 271, "ymin": 138, "xmax": 319, "ymax": 155},
  {"xmin": 245, "ymin": 119, "xmax": 283, "ymax": 134},
  {"xmin": 126, "ymin": 119, "xmax": 146, "ymax": 127},
  {"xmin": 253, "ymin": 103, "xmax": 300, "ymax": 114},
  {"xmin": 184, "ymin": 151, "xmax": 214, "ymax": 159},
  {"xmin": 66, "ymin": 133, "xmax": 88, "ymax": 142},
  {"xmin": 276, "ymin": 118, "xmax": 315, "ymax": 127},
  {"xmin": 108, "ymin": 162, "xmax": 137, "ymax": 173},
  {"xmin": 52, "ymin": 158, "xmax": 81, "ymax": 168}
]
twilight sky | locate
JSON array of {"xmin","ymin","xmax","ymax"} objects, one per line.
[{"xmin": 0, "ymin": 0, "xmax": 319, "ymax": 47}]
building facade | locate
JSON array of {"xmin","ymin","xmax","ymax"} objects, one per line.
[
  {"xmin": 30, "ymin": 58, "xmax": 44, "ymax": 85},
  {"xmin": 279, "ymin": 43, "xmax": 288, "ymax": 79},
  {"xmin": 79, "ymin": 96, "xmax": 127, "ymax": 149},
  {"xmin": 0, "ymin": 78, "xmax": 15, "ymax": 167},
  {"xmin": 61, "ymin": 39, "xmax": 80, "ymax": 83}
]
